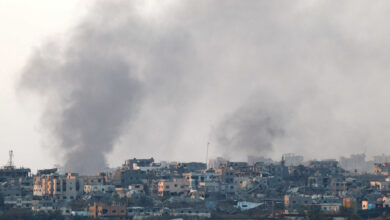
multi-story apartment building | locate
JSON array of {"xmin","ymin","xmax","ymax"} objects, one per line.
[
  {"xmin": 157, "ymin": 177, "xmax": 189, "ymax": 197},
  {"xmin": 33, "ymin": 172, "xmax": 83, "ymax": 200}
]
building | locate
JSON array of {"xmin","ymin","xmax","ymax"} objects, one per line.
[
  {"xmin": 374, "ymin": 163, "xmax": 390, "ymax": 175},
  {"xmin": 84, "ymin": 184, "xmax": 115, "ymax": 194},
  {"xmin": 89, "ymin": 202, "xmax": 126, "ymax": 219},
  {"xmin": 82, "ymin": 173, "xmax": 108, "ymax": 185},
  {"xmin": 123, "ymin": 158, "xmax": 155, "ymax": 170},
  {"xmin": 111, "ymin": 169, "xmax": 146, "ymax": 187},
  {"xmin": 157, "ymin": 177, "xmax": 189, "ymax": 197},
  {"xmin": 339, "ymin": 153, "xmax": 368, "ymax": 173},
  {"xmin": 33, "ymin": 172, "xmax": 83, "ymax": 200},
  {"xmin": 283, "ymin": 153, "xmax": 304, "ymax": 166},
  {"xmin": 0, "ymin": 151, "xmax": 31, "ymax": 182},
  {"xmin": 370, "ymin": 180, "xmax": 390, "ymax": 191},
  {"xmin": 284, "ymin": 194, "xmax": 314, "ymax": 210}
]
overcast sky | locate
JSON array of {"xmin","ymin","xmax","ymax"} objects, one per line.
[{"xmin": 2, "ymin": 0, "xmax": 390, "ymax": 173}]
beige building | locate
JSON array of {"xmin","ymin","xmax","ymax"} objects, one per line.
[
  {"xmin": 33, "ymin": 173, "xmax": 83, "ymax": 200},
  {"xmin": 89, "ymin": 202, "xmax": 126, "ymax": 219},
  {"xmin": 370, "ymin": 181, "xmax": 390, "ymax": 191},
  {"xmin": 158, "ymin": 177, "xmax": 189, "ymax": 197}
]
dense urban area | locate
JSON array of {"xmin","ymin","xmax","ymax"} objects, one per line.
[{"xmin": 3, "ymin": 151, "xmax": 390, "ymax": 219}]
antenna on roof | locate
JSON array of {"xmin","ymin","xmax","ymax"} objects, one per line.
[
  {"xmin": 206, "ymin": 142, "xmax": 210, "ymax": 169},
  {"xmin": 7, "ymin": 150, "xmax": 14, "ymax": 167}
]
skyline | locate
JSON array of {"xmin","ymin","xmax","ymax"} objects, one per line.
[{"xmin": 1, "ymin": 149, "xmax": 390, "ymax": 175}]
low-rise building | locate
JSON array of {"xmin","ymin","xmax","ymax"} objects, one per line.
[
  {"xmin": 158, "ymin": 177, "xmax": 189, "ymax": 197},
  {"xmin": 89, "ymin": 202, "xmax": 126, "ymax": 219},
  {"xmin": 84, "ymin": 184, "xmax": 115, "ymax": 194}
]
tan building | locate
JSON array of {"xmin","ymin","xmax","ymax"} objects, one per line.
[
  {"xmin": 33, "ymin": 173, "xmax": 83, "ymax": 200},
  {"xmin": 343, "ymin": 197, "xmax": 357, "ymax": 209},
  {"xmin": 89, "ymin": 202, "xmax": 126, "ymax": 219},
  {"xmin": 158, "ymin": 177, "xmax": 189, "ymax": 197}
]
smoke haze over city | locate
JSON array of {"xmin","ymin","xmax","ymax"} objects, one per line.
[{"xmin": 2, "ymin": 0, "xmax": 390, "ymax": 173}]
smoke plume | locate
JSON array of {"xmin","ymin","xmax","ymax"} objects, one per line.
[
  {"xmin": 19, "ymin": 0, "xmax": 390, "ymax": 172},
  {"xmin": 214, "ymin": 96, "xmax": 289, "ymax": 159}
]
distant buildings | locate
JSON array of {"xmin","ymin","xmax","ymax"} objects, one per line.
[
  {"xmin": 283, "ymin": 153, "xmax": 304, "ymax": 166},
  {"xmin": 5, "ymin": 152, "xmax": 390, "ymax": 219},
  {"xmin": 374, "ymin": 163, "xmax": 390, "ymax": 175}
]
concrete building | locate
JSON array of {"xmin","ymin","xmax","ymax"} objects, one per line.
[
  {"xmin": 157, "ymin": 177, "xmax": 189, "ymax": 197},
  {"xmin": 374, "ymin": 163, "xmax": 390, "ymax": 175},
  {"xmin": 81, "ymin": 173, "xmax": 108, "ymax": 185},
  {"xmin": 128, "ymin": 183, "xmax": 145, "ymax": 194},
  {"xmin": 84, "ymin": 184, "xmax": 115, "ymax": 194},
  {"xmin": 373, "ymin": 154, "xmax": 390, "ymax": 164},
  {"xmin": 284, "ymin": 194, "xmax": 314, "ymax": 210},
  {"xmin": 339, "ymin": 153, "xmax": 370, "ymax": 173},
  {"xmin": 370, "ymin": 181, "xmax": 390, "ymax": 191},
  {"xmin": 89, "ymin": 202, "xmax": 126, "ymax": 219},
  {"xmin": 283, "ymin": 153, "xmax": 304, "ymax": 166},
  {"xmin": 33, "ymin": 172, "xmax": 83, "ymax": 200},
  {"xmin": 318, "ymin": 203, "xmax": 342, "ymax": 213},
  {"xmin": 171, "ymin": 208, "xmax": 211, "ymax": 218},
  {"xmin": 112, "ymin": 169, "xmax": 146, "ymax": 187},
  {"xmin": 123, "ymin": 158, "xmax": 155, "ymax": 170}
]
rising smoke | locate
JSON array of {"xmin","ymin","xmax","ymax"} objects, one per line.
[
  {"xmin": 214, "ymin": 96, "xmax": 289, "ymax": 160},
  {"xmin": 19, "ymin": 0, "xmax": 390, "ymax": 173}
]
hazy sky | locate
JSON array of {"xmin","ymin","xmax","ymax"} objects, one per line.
[
  {"xmin": 0, "ymin": 0, "xmax": 91, "ymax": 170},
  {"xmin": 2, "ymin": 0, "xmax": 390, "ymax": 173}
]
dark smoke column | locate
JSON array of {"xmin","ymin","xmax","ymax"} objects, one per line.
[
  {"xmin": 19, "ymin": 29, "xmax": 142, "ymax": 175},
  {"xmin": 214, "ymin": 97, "xmax": 288, "ymax": 160}
]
